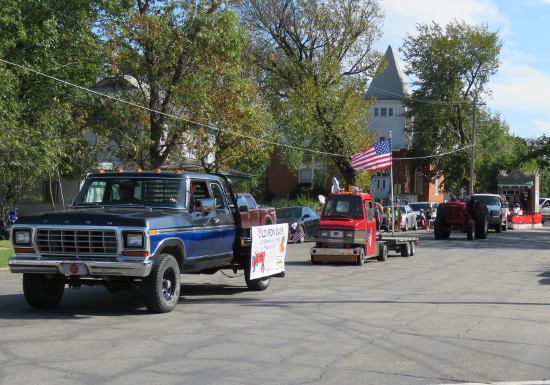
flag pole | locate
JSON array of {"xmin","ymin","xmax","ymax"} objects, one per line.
[{"xmin": 390, "ymin": 131, "xmax": 395, "ymax": 236}]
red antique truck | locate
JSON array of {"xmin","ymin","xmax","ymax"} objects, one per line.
[
  {"xmin": 310, "ymin": 189, "xmax": 418, "ymax": 265},
  {"xmin": 237, "ymin": 193, "xmax": 277, "ymax": 229}
]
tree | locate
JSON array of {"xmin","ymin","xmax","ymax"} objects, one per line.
[
  {"xmin": 94, "ymin": 0, "xmax": 276, "ymax": 173},
  {"xmin": 401, "ymin": 21, "xmax": 501, "ymax": 192},
  {"xmin": 241, "ymin": 0, "xmax": 383, "ymax": 186},
  {"xmin": 0, "ymin": 0, "xmax": 101, "ymax": 220}
]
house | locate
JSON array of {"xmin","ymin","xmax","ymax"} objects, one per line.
[{"xmin": 366, "ymin": 46, "xmax": 444, "ymax": 204}]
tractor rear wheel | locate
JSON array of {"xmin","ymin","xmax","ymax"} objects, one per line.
[
  {"xmin": 474, "ymin": 205, "xmax": 489, "ymax": 239},
  {"xmin": 466, "ymin": 219, "xmax": 475, "ymax": 240}
]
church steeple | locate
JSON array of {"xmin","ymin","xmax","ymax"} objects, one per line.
[{"xmin": 366, "ymin": 45, "xmax": 408, "ymax": 101}]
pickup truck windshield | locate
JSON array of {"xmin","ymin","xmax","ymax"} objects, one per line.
[
  {"xmin": 75, "ymin": 177, "xmax": 185, "ymax": 208},
  {"xmin": 474, "ymin": 195, "xmax": 501, "ymax": 206},
  {"xmin": 323, "ymin": 196, "xmax": 363, "ymax": 219}
]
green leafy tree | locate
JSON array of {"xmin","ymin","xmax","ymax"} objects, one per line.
[
  {"xmin": 0, "ymin": 0, "xmax": 101, "ymax": 219},
  {"xmin": 401, "ymin": 21, "xmax": 501, "ymax": 192},
  {"xmin": 94, "ymin": 0, "xmax": 276, "ymax": 173},
  {"xmin": 241, "ymin": 0, "xmax": 383, "ymax": 185}
]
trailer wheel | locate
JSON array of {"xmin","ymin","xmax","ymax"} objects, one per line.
[
  {"xmin": 410, "ymin": 242, "xmax": 416, "ymax": 256},
  {"xmin": 400, "ymin": 242, "xmax": 411, "ymax": 257},
  {"xmin": 355, "ymin": 248, "xmax": 365, "ymax": 266},
  {"xmin": 377, "ymin": 243, "xmax": 388, "ymax": 261},
  {"xmin": 23, "ymin": 274, "xmax": 65, "ymax": 309}
]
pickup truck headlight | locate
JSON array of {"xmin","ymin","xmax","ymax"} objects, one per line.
[
  {"xmin": 319, "ymin": 230, "xmax": 328, "ymax": 238},
  {"xmin": 124, "ymin": 232, "xmax": 144, "ymax": 248},
  {"xmin": 13, "ymin": 229, "xmax": 32, "ymax": 245}
]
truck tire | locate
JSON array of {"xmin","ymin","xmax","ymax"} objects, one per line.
[
  {"xmin": 23, "ymin": 273, "xmax": 65, "ymax": 309},
  {"xmin": 474, "ymin": 205, "xmax": 489, "ymax": 239},
  {"xmin": 401, "ymin": 242, "xmax": 411, "ymax": 257},
  {"xmin": 244, "ymin": 255, "xmax": 271, "ymax": 290},
  {"xmin": 144, "ymin": 254, "xmax": 181, "ymax": 313},
  {"xmin": 466, "ymin": 219, "xmax": 475, "ymax": 240},
  {"xmin": 377, "ymin": 243, "xmax": 388, "ymax": 261},
  {"xmin": 410, "ymin": 242, "xmax": 416, "ymax": 256},
  {"xmin": 495, "ymin": 216, "xmax": 502, "ymax": 233},
  {"xmin": 354, "ymin": 248, "xmax": 365, "ymax": 265}
]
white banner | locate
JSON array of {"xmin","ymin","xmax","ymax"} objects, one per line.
[{"xmin": 250, "ymin": 223, "xmax": 288, "ymax": 280}]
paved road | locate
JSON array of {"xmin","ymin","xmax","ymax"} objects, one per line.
[{"xmin": 1, "ymin": 228, "xmax": 550, "ymax": 385}]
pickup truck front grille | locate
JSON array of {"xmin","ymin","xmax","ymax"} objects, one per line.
[{"xmin": 36, "ymin": 229, "xmax": 118, "ymax": 255}]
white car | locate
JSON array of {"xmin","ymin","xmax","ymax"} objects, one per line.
[
  {"xmin": 409, "ymin": 202, "xmax": 438, "ymax": 225},
  {"xmin": 385, "ymin": 205, "xmax": 418, "ymax": 231},
  {"xmin": 540, "ymin": 197, "xmax": 550, "ymax": 222}
]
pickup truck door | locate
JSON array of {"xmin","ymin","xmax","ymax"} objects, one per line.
[
  {"xmin": 208, "ymin": 181, "xmax": 236, "ymax": 263},
  {"xmin": 188, "ymin": 180, "xmax": 229, "ymax": 266}
]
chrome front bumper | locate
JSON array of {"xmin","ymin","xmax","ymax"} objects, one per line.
[
  {"xmin": 8, "ymin": 255, "xmax": 153, "ymax": 277},
  {"xmin": 310, "ymin": 247, "xmax": 362, "ymax": 262}
]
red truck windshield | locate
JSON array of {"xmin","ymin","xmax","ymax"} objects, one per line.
[{"xmin": 323, "ymin": 195, "xmax": 363, "ymax": 219}]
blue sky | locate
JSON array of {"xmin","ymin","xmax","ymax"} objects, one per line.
[{"xmin": 377, "ymin": 0, "xmax": 550, "ymax": 138}]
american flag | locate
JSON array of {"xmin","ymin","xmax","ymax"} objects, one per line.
[
  {"xmin": 365, "ymin": 229, "xmax": 372, "ymax": 247},
  {"xmin": 351, "ymin": 138, "xmax": 392, "ymax": 171},
  {"xmin": 292, "ymin": 226, "xmax": 305, "ymax": 243}
]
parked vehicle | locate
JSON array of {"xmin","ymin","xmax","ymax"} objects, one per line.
[
  {"xmin": 383, "ymin": 205, "xmax": 417, "ymax": 231},
  {"xmin": 8, "ymin": 171, "xmax": 284, "ymax": 313},
  {"xmin": 311, "ymin": 190, "xmax": 418, "ymax": 264},
  {"xmin": 540, "ymin": 198, "xmax": 550, "ymax": 223},
  {"xmin": 237, "ymin": 193, "xmax": 277, "ymax": 237},
  {"xmin": 433, "ymin": 199, "xmax": 488, "ymax": 240},
  {"xmin": 472, "ymin": 194, "xmax": 508, "ymax": 233},
  {"xmin": 409, "ymin": 202, "xmax": 438, "ymax": 226},
  {"xmin": 276, "ymin": 206, "xmax": 319, "ymax": 243}
]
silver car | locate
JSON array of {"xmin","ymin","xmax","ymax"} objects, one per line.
[
  {"xmin": 385, "ymin": 205, "xmax": 417, "ymax": 231},
  {"xmin": 472, "ymin": 194, "xmax": 508, "ymax": 233}
]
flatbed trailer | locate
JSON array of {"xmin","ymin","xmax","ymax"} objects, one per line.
[{"xmin": 311, "ymin": 233, "xmax": 418, "ymax": 264}]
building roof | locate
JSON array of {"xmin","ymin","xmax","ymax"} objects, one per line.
[{"xmin": 366, "ymin": 46, "xmax": 408, "ymax": 101}]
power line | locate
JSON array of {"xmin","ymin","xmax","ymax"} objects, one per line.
[
  {"xmin": 367, "ymin": 85, "xmax": 471, "ymax": 106},
  {"xmin": 0, "ymin": 57, "xmax": 477, "ymax": 162}
]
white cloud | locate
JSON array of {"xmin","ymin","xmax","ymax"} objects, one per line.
[
  {"xmin": 490, "ymin": 62, "xmax": 550, "ymax": 116},
  {"xmin": 380, "ymin": 0, "xmax": 509, "ymax": 48}
]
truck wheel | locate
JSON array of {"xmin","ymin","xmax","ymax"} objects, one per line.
[
  {"xmin": 355, "ymin": 248, "xmax": 365, "ymax": 266},
  {"xmin": 495, "ymin": 216, "xmax": 502, "ymax": 233},
  {"xmin": 466, "ymin": 219, "xmax": 475, "ymax": 240},
  {"xmin": 377, "ymin": 243, "xmax": 388, "ymax": 261},
  {"xmin": 144, "ymin": 254, "xmax": 181, "ymax": 313},
  {"xmin": 401, "ymin": 243, "xmax": 411, "ymax": 257},
  {"xmin": 23, "ymin": 273, "xmax": 65, "ymax": 309},
  {"xmin": 410, "ymin": 242, "xmax": 416, "ymax": 256},
  {"xmin": 244, "ymin": 269, "xmax": 271, "ymax": 291}
]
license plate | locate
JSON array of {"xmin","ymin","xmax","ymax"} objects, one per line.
[{"xmin": 63, "ymin": 263, "xmax": 88, "ymax": 276}]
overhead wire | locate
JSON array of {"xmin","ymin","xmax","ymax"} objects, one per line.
[{"xmin": 0, "ymin": 57, "xmax": 476, "ymax": 162}]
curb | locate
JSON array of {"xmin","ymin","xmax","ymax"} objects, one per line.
[{"xmin": 0, "ymin": 267, "xmax": 9, "ymax": 272}]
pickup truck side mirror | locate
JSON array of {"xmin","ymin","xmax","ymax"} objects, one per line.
[
  {"xmin": 195, "ymin": 198, "xmax": 216, "ymax": 213},
  {"xmin": 239, "ymin": 205, "xmax": 248, "ymax": 212},
  {"xmin": 302, "ymin": 213, "xmax": 310, "ymax": 220}
]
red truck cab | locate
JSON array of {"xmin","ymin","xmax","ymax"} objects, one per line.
[
  {"xmin": 311, "ymin": 191, "xmax": 378, "ymax": 264},
  {"xmin": 237, "ymin": 193, "xmax": 277, "ymax": 235}
]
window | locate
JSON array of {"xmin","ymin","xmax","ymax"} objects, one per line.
[
  {"xmin": 210, "ymin": 183, "xmax": 228, "ymax": 211},
  {"xmin": 374, "ymin": 108, "xmax": 379, "ymax": 117},
  {"xmin": 299, "ymin": 168, "xmax": 313, "ymax": 183},
  {"xmin": 388, "ymin": 108, "xmax": 393, "ymax": 116},
  {"xmin": 365, "ymin": 201, "xmax": 374, "ymax": 221},
  {"xmin": 245, "ymin": 196, "xmax": 257, "ymax": 209},
  {"xmin": 381, "ymin": 108, "xmax": 387, "ymax": 117},
  {"xmin": 190, "ymin": 180, "xmax": 210, "ymax": 208},
  {"xmin": 83, "ymin": 181, "xmax": 106, "ymax": 203}
]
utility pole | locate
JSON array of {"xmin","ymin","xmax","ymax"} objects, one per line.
[{"xmin": 469, "ymin": 98, "xmax": 485, "ymax": 195}]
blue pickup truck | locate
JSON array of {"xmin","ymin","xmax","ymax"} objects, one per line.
[{"xmin": 8, "ymin": 171, "xmax": 277, "ymax": 313}]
